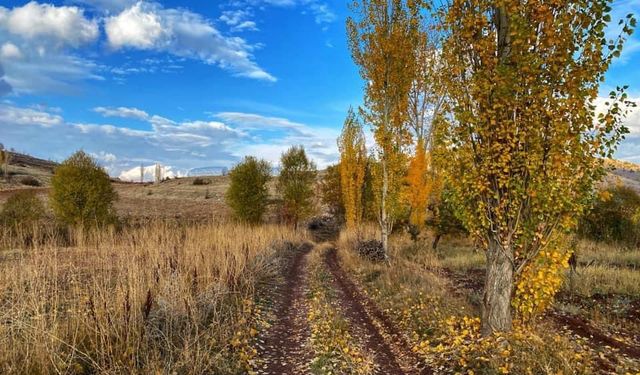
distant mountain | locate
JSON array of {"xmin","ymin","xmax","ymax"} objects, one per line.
[{"xmin": 187, "ymin": 166, "xmax": 229, "ymax": 177}]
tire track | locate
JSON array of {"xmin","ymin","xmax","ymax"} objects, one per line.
[
  {"xmin": 323, "ymin": 247, "xmax": 432, "ymax": 375},
  {"xmin": 256, "ymin": 242, "xmax": 313, "ymax": 375}
]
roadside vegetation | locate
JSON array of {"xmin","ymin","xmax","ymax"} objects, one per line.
[{"xmin": 1, "ymin": 0, "xmax": 640, "ymax": 373}]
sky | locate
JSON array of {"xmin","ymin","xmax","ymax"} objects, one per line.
[{"xmin": 0, "ymin": 0, "xmax": 639, "ymax": 181}]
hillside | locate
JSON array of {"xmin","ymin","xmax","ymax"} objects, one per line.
[{"xmin": 0, "ymin": 151, "xmax": 57, "ymax": 189}]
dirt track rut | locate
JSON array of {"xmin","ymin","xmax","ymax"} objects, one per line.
[
  {"xmin": 256, "ymin": 244, "xmax": 430, "ymax": 374},
  {"xmin": 257, "ymin": 243, "xmax": 313, "ymax": 375},
  {"xmin": 324, "ymin": 247, "xmax": 431, "ymax": 375}
]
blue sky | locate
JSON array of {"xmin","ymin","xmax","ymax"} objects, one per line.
[{"xmin": 0, "ymin": 0, "xmax": 639, "ymax": 180}]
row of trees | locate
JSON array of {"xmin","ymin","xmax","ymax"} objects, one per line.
[
  {"xmin": 341, "ymin": 0, "xmax": 636, "ymax": 335},
  {"xmin": 226, "ymin": 146, "xmax": 317, "ymax": 227}
]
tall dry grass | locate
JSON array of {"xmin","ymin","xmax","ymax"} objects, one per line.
[{"xmin": 0, "ymin": 221, "xmax": 304, "ymax": 374}]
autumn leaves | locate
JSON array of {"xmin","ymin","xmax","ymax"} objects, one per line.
[{"xmin": 343, "ymin": 0, "xmax": 636, "ymax": 335}]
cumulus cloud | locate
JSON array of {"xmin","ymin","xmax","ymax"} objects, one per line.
[
  {"xmin": 0, "ymin": 2, "xmax": 99, "ymax": 48},
  {"xmin": 94, "ymin": 106, "xmax": 150, "ymax": 120},
  {"xmin": 105, "ymin": 2, "xmax": 275, "ymax": 81},
  {"xmin": 0, "ymin": 2, "xmax": 103, "ymax": 94},
  {"xmin": 0, "ymin": 104, "xmax": 63, "ymax": 127}
]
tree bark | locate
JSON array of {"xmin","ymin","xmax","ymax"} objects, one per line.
[
  {"xmin": 432, "ymin": 233, "xmax": 441, "ymax": 250},
  {"xmin": 481, "ymin": 237, "xmax": 513, "ymax": 335},
  {"xmin": 380, "ymin": 156, "xmax": 389, "ymax": 257}
]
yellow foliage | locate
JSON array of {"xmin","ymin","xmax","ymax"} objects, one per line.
[
  {"xmin": 404, "ymin": 138, "xmax": 433, "ymax": 228},
  {"xmin": 339, "ymin": 108, "xmax": 367, "ymax": 229},
  {"xmin": 513, "ymin": 242, "xmax": 572, "ymax": 323}
]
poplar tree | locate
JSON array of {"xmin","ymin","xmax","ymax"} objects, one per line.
[
  {"xmin": 347, "ymin": 0, "xmax": 422, "ymax": 253},
  {"xmin": 438, "ymin": 0, "xmax": 636, "ymax": 334},
  {"xmin": 338, "ymin": 108, "xmax": 367, "ymax": 229},
  {"xmin": 405, "ymin": 17, "xmax": 445, "ymax": 232}
]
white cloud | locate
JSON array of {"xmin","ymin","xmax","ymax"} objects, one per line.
[
  {"xmin": 305, "ymin": 2, "xmax": 335, "ymax": 24},
  {"xmin": 1, "ymin": 42, "xmax": 22, "ymax": 59},
  {"xmin": 214, "ymin": 111, "xmax": 339, "ymax": 167},
  {"xmin": 0, "ymin": 105, "xmax": 63, "ymax": 127},
  {"xmin": 215, "ymin": 111, "xmax": 314, "ymax": 136},
  {"xmin": 91, "ymin": 150, "xmax": 118, "ymax": 163},
  {"xmin": 105, "ymin": 3, "xmax": 164, "ymax": 49},
  {"xmin": 0, "ymin": 3, "xmax": 103, "ymax": 94},
  {"xmin": 0, "ymin": 103, "xmax": 339, "ymax": 175},
  {"xmin": 2, "ymin": 51, "xmax": 102, "ymax": 94},
  {"xmin": 94, "ymin": 106, "xmax": 150, "ymax": 120},
  {"xmin": 105, "ymin": 2, "xmax": 275, "ymax": 81},
  {"xmin": 0, "ymin": 2, "xmax": 99, "ymax": 48},
  {"xmin": 594, "ymin": 96, "xmax": 640, "ymax": 134},
  {"xmin": 219, "ymin": 10, "xmax": 258, "ymax": 32}
]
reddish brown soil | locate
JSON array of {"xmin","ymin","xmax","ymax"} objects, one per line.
[
  {"xmin": 324, "ymin": 247, "xmax": 432, "ymax": 375},
  {"xmin": 257, "ymin": 242, "xmax": 314, "ymax": 375}
]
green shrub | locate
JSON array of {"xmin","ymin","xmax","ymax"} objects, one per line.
[
  {"xmin": 579, "ymin": 185, "xmax": 640, "ymax": 247},
  {"xmin": 226, "ymin": 156, "xmax": 271, "ymax": 223},
  {"xmin": 192, "ymin": 177, "xmax": 210, "ymax": 185},
  {"xmin": 20, "ymin": 176, "xmax": 41, "ymax": 186},
  {"xmin": 50, "ymin": 151, "xmax": 118, "ymax": 226},
  {"xmin": 0, "ymin": 190, "xmax": 44, "ymax": 229}
]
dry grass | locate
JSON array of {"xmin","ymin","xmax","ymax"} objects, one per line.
[
  {"xmin": 575, "ymin": 239, "xmax": 640, "ymax": 269},
  {"xmin": 337, "ymin": 229, "xmax": 607, "ymax": 374},
  {"xmin": 0, "ymin": 221, "xmax": 304, "ymax": 374},
  {"xmin": 565, "ymin": 265, "xmax": 640, "ymax": 297}
]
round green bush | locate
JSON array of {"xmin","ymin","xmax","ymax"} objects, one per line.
[
  {"xmin": 0, "ymin": 190, "xmax": 45, "ymax": 229},
  {"xmin": 50, "ymin": 151, "xmax": 118, "ymax": 226}
]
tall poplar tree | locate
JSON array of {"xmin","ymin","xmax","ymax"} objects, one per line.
[
  {"xmin": 405, "ymin": 17, "xmax": 445, "ymax": 232},
  {"xmin": 347, "ymin": 0, "xmax": 422, "ymax": 253},
  {"xmin": 338, "ymin": 107, "xmax": 367, "ymax": 229},
  {"xmin": 438, "ymin": 0, "xmax": 636, "ymax": 335}
]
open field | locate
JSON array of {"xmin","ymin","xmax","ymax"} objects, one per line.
[{"xmin": 1, "ymin": 155, "xmax": 640, "ymax": 374}]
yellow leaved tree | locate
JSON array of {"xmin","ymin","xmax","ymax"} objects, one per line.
[
  {"xmin": 347, "ymin": 0, "xmax": 422, "ymax": 254},
  {"xmin": 338, "ymin": 107, "xmax": 367, "ymax": 229},
  {"xmin": 404, "ymin": 19, "xmax": 445, "ymax": 235},
  {"xmin": 437, "ymin": 0, "xmax": 636, "ymax": 335}
]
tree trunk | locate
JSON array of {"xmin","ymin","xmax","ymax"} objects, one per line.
[
  {"xmin": 432, "ymin": 233, "xmax": 441, "ymax": 250},
  {"xmin": 380, "ymin": 156, "xmax": 389, "ymax": 257},
  {"xmin": 481, "ymin": 237, "xmax": 513, "ymax": 335}
]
